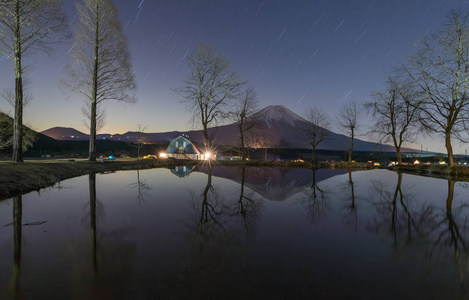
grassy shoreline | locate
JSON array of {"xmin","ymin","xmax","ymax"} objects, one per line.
[
  {"xmin": 0, "ymin": 159, "xmax": 375, "ymax": 200},
  {"xmin": 393, "ymin": 164, "xmax": 469, "ymax": 181},
  {"xmin": 4, "ymin": 158, "xmax": 468, "ymax": 201},
  {"xmin": 0, "ymin": 159, "xmax": 187, "ymax": 200}
]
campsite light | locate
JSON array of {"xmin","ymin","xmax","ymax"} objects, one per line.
[{"xmin": 159, "ymin": 152, "xmax": 167, "ymax": 158}]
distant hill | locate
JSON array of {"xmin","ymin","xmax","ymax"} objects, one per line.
[
  {"xmin": 41, "ymin": 127, "xmax": 89, "ymax": 140},
  {"xmin": 0, "ymin": 113, "xmax": 160, "ymax": 158},
  {"xmin": 41, "ymin": 105, "xmax": 413, "ymax": 152}
]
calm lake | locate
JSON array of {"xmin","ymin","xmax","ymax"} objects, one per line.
[{"xmin": 1, "ymin": 165, "xmax": 468, "ymax": 299}]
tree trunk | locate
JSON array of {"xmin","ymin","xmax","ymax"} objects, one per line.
[
  {"xmin": 203, "ymin": 124, "xmax": 211, "ymax": 153},
  {"xmin": 348, "ymin": 128, "xmax": 354, "ymax": 163},
  {"xmin": 89, "ymin": 100, "xmax": 97, "ymax": 161},
  {"xmin": 311, "ymin": 144, "xmax": 316, "ymax": 162},
  {"xmin": 445, "ymin": 131, "xmax": 454, "ymax": 166},
  {"xmin": 89, "ymin": 1, "xmax": 100, "ymax": 162},
  {"xmin": 396, "ymin": 147, "xmax": 402, "ymax": 165},
  {"xmin": 13, "ymin": 76, "xmax": 23, "ymax": 162},
  {"xmin": 240, "ymin": 131, "xmax": 245, "ymax": 160},
  {"xmin": 12, "ymin": 0, "xmax": 23, "ymax": 163}
]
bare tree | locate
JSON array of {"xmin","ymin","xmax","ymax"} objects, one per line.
[
  {"xmin": 302, "ymin": 106, "xmax": 331, "ymax": 162},
  {"xmin": 65, "ymin": 0, "xmax": 136, "ymax": 161},
  {"xmin": 0, "ymin": 0, "xmax": 67, "ymax": 162},
  {"xmin": 337, "ymin": 100, "xmax": 362, "ymax": 163},
  {"xmin": 365, "ymin": 76, "xmax": 421, "ymax": 164},
  {"xmin": 2, "ymin": 76, "xmax": 33, "ymax": 108},
  {"xmin": 176, "ymin": 44, "xmax": 245, "ymax": 152},
  {"xmin": 232, "ymin": 87, "xmax": 259, "ymax": 160},
  {"xmin": 82, "ymin": 101, "xmax": 106, "ymax": 133},
  {"xmin": 403, "ymin": 9, "xmax": 469, "ymax": 166}
]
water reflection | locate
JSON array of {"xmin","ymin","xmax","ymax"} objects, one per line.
[
  {"xmin": 369, "ymin": 173, "xmax": 469, "ymax": 297},
  {"xmin": 198, "ymin": 166, "xmax": 344, "ymax": 201},
  {"xmin": 185, "ymin": 164, "xmax": 237, "ymax": 292},
  {"xmin": 230, "ymin": 167, "xmax": 262, "ymax": 238},
  {"xmin": 10, "ymin": 196, "xmax": 21, "ymax": 300},
  {"xmin": 83, "ymin": 172, "xmax": 136, "ymax": 299},
  {"xmin": 369, "ymin": 172, "xmax": 417, "ymax": 247},
  {"xmin": 297, "ymin": 168, "xmax": 329, "ymax": 222},
  {"xmin": 89, "ymin": 173, "xmax": 98, "ymax": 272},
  {"xmin": 126, "ymin": 170, "xmax": 152, "ymax": 202},
  {"xmin": 3, "ymin": 168, "xmax": 469, "ymax": 298},
  {"xmin": 171, "ymin": 165, "xmax": 196, "ymax": 178},
  {"xmin": 341, "ymin": 169, "xmax": 357, "ymax": 229},
  {"xmin": 187, "ymin": 165, "xmax": 262, "ymax": 243},
  {"xmin": 183, "ymin": 165, "xmax": 263, "ymax": 295}
]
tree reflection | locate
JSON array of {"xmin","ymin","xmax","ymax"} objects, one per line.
[
  {"xmin": 89, "ymin": 173, "xmax": 98, "ymax": 272},
  {"xmin": 438, "ymin": 179, "xmax": 469, "ymax": 284},
  {"xmin": 190, "ymin": 165, "xmax": 227, "ymax": 241},
  {"xmin": 340, "ymin": 169, "xmax": 358, "ymax": 229},
  {"xmin": 369, "ymin": 172, "xmax": 421, "ymax": 248},
  {"xmin": 298, "ymin": 168, "xmax": 328, "ymax": 222},
  {"xmin": 126, "ymin": 170, "xmax": 152, "ymax": 203},
  {"xmin": 185, "ymin": 164, "xmax": 234, "ymax": 286},
  {"xmin": 184, "ymin": 164, "xmax": 262, "ymax": 289},
  {"xmin": 228, "ymin": 166, "xmax": 262, "ymax": 238},
  {"xmin": 81, "ymin": 172, "xmax": 135, "ymax": 298},
  {"xmin": 8, "ymin": 196, "xmax": 22, "ymax": 300},
  {"xmin": 369, "ymin": 174, "xmax": 469, "ymax": 296}
]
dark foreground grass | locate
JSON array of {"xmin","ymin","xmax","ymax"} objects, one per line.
[{"xmin": 0, "ymin": 159, "xmax": 373, "ymax": 200}]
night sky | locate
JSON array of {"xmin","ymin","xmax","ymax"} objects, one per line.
[{"xmin": 1, "ymin": 0, "xmax": 468, "ymax": 153}]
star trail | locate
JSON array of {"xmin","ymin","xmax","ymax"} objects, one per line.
[{"xmin": 0, "ymin": 0, "xmax": 467, "ymax": 153}]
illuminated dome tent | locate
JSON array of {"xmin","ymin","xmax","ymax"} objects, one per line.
[{"xmin": 164, "ymin": 135, "xmax": 214, "ymax": 160}]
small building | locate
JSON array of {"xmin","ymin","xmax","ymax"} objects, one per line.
[{"xmin": 165, "ymin": 136, "xmax": 201, "ymax": 160}]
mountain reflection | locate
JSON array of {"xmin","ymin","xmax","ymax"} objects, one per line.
[
  {"xmin": 5, "ymin": 168, "xmax": 469, "ymax": 298},
  {"xmin": 195, "ymin": 166, "xmax": 346, "ymax": 201}
]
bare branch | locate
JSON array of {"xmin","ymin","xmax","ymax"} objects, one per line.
[
  {"xmin": 301, "ymin": 106, "xmax": 331, "ymax": 162},
  {"xmin": 366, "ymin": 74, "xmax": 421, "ymax": 163},
  {"xmin": 337, "ymin": 100, "xmax": 363, "ymax": 163},
  {"xmin": 175, "ymin": 44, "xmax": 246, "ymax": 151},
  {"xmin": 64, "ymin": 0, "xmax": 137, "ymax": 161},
  {"xmin": 403, "ymin": 9, "xmax": 469, "ymax": 165}
]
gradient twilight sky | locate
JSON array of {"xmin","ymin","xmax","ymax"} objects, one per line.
[{"xmin": 1, "ymin": 0, "xmax": 469, "ymax": 153}]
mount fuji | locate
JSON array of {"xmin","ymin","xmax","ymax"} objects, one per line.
[{"xmin": 42, "ymin": 105, "xmax": 401, "ymax": 152}]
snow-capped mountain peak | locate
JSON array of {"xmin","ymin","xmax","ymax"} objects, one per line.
[{"xmin": 254, "ymin": 105, "xmax": 306, "ymax": 127}]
